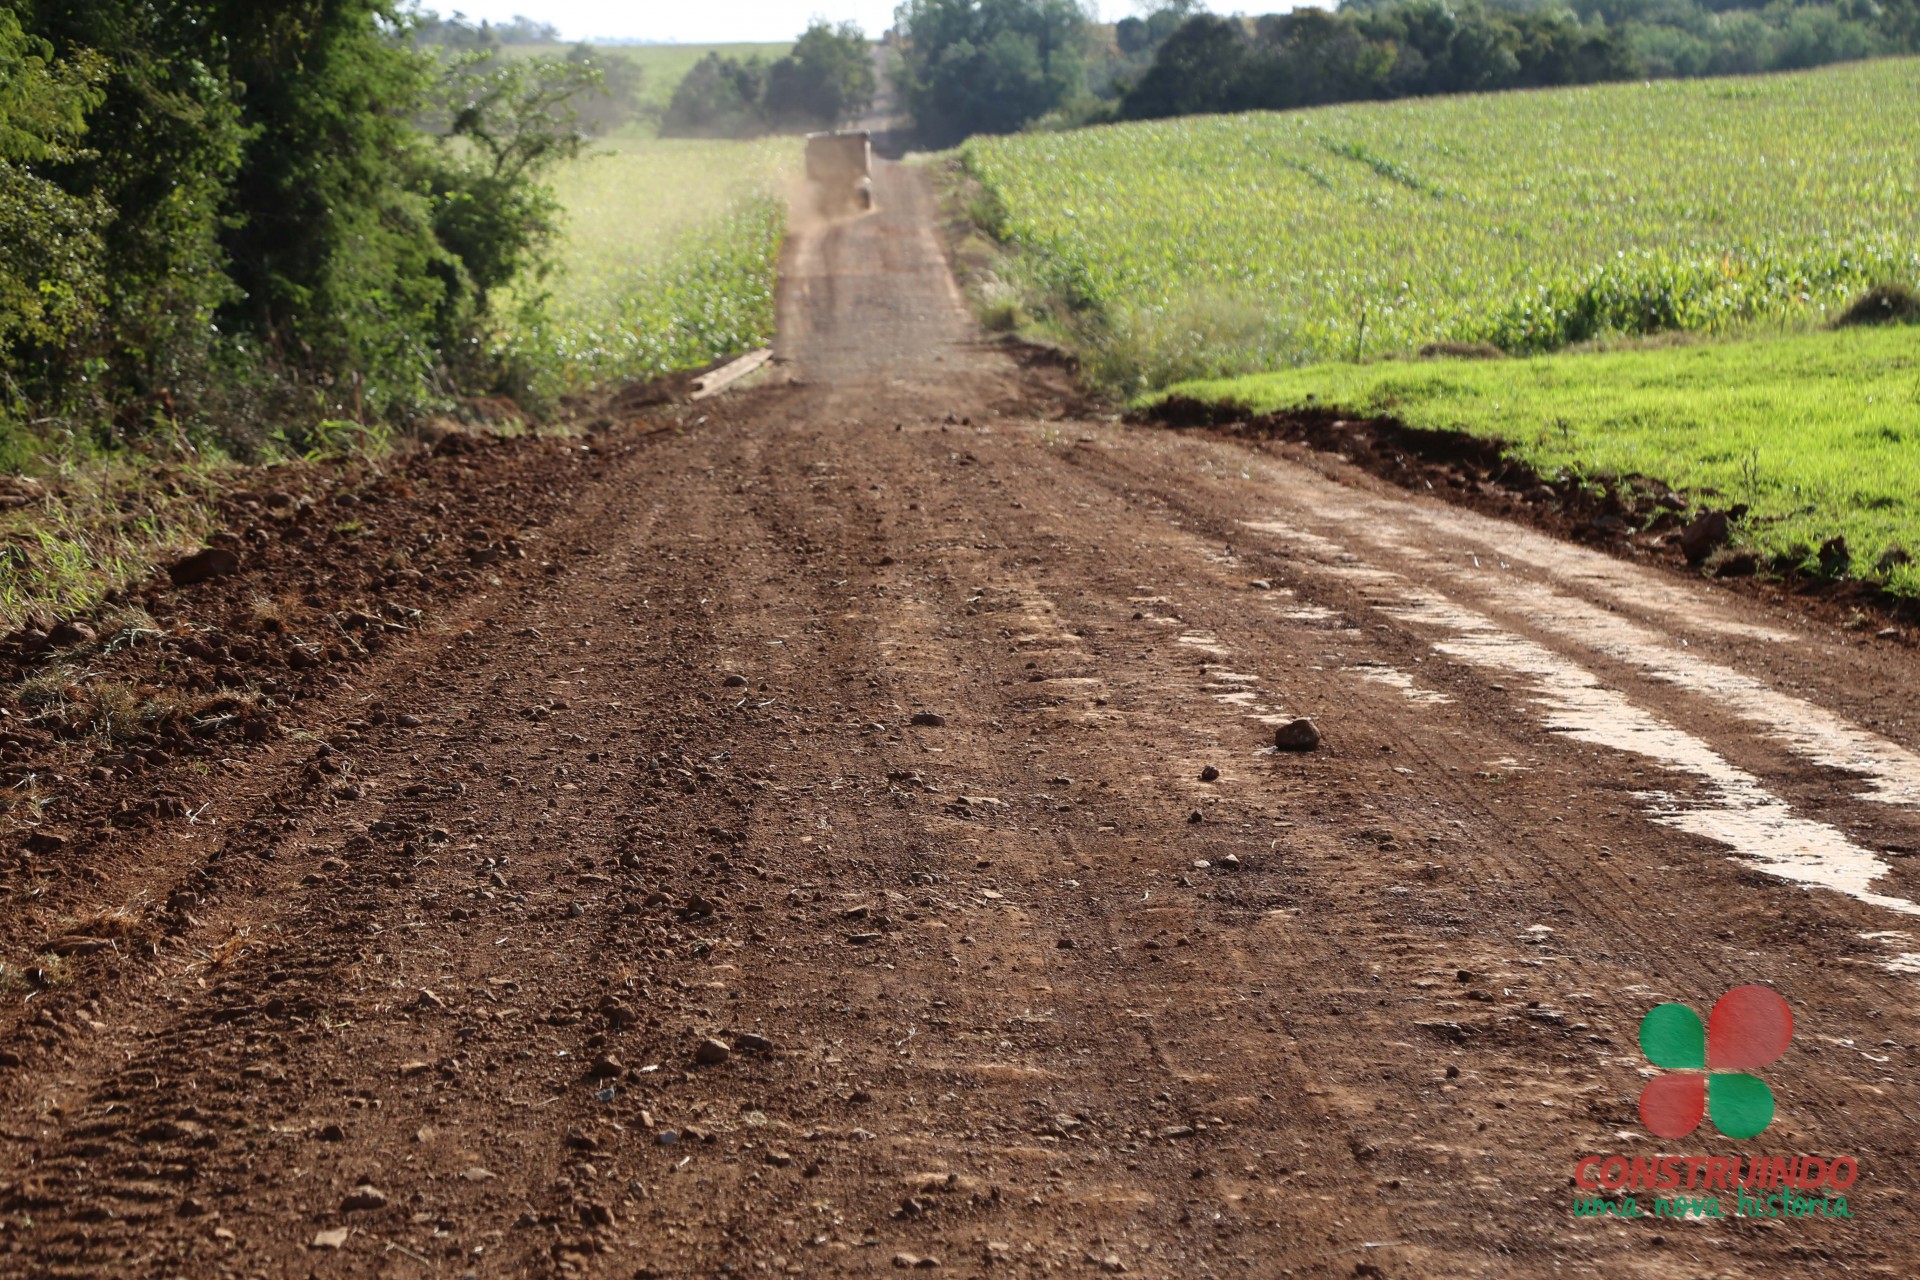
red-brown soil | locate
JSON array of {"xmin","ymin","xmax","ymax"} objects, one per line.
[{"xmin": 0, "ymin": 164, "xmax": 1915, "ymax": 1280}]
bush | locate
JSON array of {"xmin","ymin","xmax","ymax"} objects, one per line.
[
  {"xmin": 662, "ymin": 53, "xmax": 770, "ymax": 138},
  {"xmin": 1836, "ymin": 282, "xmax": 1920, "ymax": 327}
]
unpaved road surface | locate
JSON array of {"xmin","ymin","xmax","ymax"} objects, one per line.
[{"xmin": 3, "ymin": 165, "xmax": 1918, "ymax": 1279}]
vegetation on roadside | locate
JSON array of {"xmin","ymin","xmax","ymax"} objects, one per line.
[
  {"xmin": 1159, "ymin": 324, "xmax": 1920, "ymax": 593},
  {"xmin": 956, "ymin": 58, "xmax": 1920, "ymax": 391},
  {"xmin": 501, "ymin": 137, "xmax": 797, "ymax": 398},
  {"xmin": 1, "ymin": 2, "xmax": 605, "ymax": 461}
]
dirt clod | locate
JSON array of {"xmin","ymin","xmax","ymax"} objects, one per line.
[
  {"xmin": 340, "ymin": 1185, "xmax": 388, "ymax": 1212},
  {"xmin": 167, "ymin": 546, "xmax": 242, "ymax": 586}
]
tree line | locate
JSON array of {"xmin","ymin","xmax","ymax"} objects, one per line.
[
  {"xmin": 660, "ymin": 22, "xmax": 877, "ymax": 138},
  {"xmin": 891, "ymin": 0, "xmax": 1920, "ymax": 139}
]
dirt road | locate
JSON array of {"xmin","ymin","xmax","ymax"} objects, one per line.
[{"xmin": 3, "ymin": 163, "xmax": 1916, "ymax": 1279}]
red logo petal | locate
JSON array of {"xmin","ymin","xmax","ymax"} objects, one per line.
[
  {"xmin": 1639, "ymin": 1072, "xmax": 1706, "ymax": 1139},
  {"xmin": 1707, "ymin": 985, "xmax": 1793, "ymax": 1071}
]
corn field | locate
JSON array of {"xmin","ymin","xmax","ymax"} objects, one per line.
[{"xmin": 959, "ymin": 59, "xmax": 1920, "ymax": 391}]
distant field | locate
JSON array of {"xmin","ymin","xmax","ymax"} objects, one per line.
[
  {"xmin": 1163, "ymin": 326, "xmax": 1920, "ymax": 593},
  {"xmin": 958, "ymin": 58, "xmax": 1920, "ymax": 392},
  {"xmin": 505, "ymin": 135, "xmax": 800, "ymax": 396}
]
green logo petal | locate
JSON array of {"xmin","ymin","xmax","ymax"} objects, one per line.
[
  {"xmin": 1640, "ymin": 1003, "xmax": 1706, "ymax": 1069},
  {"xmin": 1708, "ymin": 1072, "xmax": 1775, "ymax": 1139}
]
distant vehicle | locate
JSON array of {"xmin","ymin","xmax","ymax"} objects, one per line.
[{"xmin": 805, "ymin": 130, "xmax": 873, "ymax": 216}]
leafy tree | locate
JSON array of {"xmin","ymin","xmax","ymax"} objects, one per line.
[
  {"xmin": 565, "ymin": 43, "xmax": 644, "ymax": 133},
  {"xmin": 764, "ymin": 21, "xmax": 876, "ymax": 128},
  {"xmin": 661, "ymin": 52, "xmax": 770, "ymax": 137},
  {"xmin": 0, "ymin": 10, "xmax": 108, "ymax": 414},
  {"xmin": 422, "ymin": 50, "xmax": 601, "ymax": 309},
  {"xmin": 1121, "ymin": 15, "xmax": 1254, "ymax": 117},
  {"xmin": 894, "ymin": 0, "xmax": 1092, "ymax": 145}
]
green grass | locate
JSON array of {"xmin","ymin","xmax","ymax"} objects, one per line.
[
  {"xmin": 956, "ymin": 58, "xmax": 1920, "ymax": 393},
  {"xmin": 505, "ymin": 134, "xmax": 799, "ymax": 398},
  {"xmin": 1162, "ymin": 326, "xmax": 1920, "ymax": 593},
  {"xmin": 0, "ymin": 461, "xmax": 220, "ymax": 631}
]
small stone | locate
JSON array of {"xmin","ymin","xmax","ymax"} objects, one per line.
[
  {"xmin": 340, "ymin": 1185, "xmax": 388, "ymax": 1212},
  {"xmin": 415, "ymin": 988, "xmax": 447, "ymax": 1010},
  {"xmin": 168, "ymin": 546, "xmax": 242, "ymax": 586},
  {"xmin": 176, "ymin": 1196, "xmax": 210, "ymax": 1217},
  {"xmin": 588, "ymin": 1055, "xmax": 625, "ymax": 1078},
  {"xmin": 1161, "ymin": 1124, "xmax": 1197, "ymax": 1139},
  {"xmin": 311, "ymin": 1227, "xmax": 350, "ymax": 1250},
  {"xmin": 893, "ymin": 1254, "xmax": 941, "ymax": 1270},
  {"xmin": 1249, "ymin": 579, "xmax": 1271, "ymax": 590},
  {"xmin": 847, "ymin": 932, "xmax": 882, "ymax": 946},
  {"xmin": 765, "ymin": 1150, "xmax": 794, "ymax": 1167},
  {"xmin": 1274, "ymin": 718, "xmax": 1321, "ymax": 751},
  {"xmin": 734, "ymin": 1032, "xmax": 773, "ymax": 1053},
  {"xmin": 1199, "ymin": 765, "xmax": 1220, "ymax": 782},
  {"xmin": 1101, "ymin": 1257, "xmax": 1128, "ymax": 1273},
  {"xmin": 1187, "ymin": 810, "xmax": 1203, "ymax": 824},
  {"xmin": 1217, "ymin": 854, "xmax": 1241, "ymax": 870},
  {"xmin": 722, "ymin": 674, "xmax": 748, "ymax": 688},
  {"xmin": 316, "ymin": 1122, "xmax": 347, "ymax": 1142},
  {"xmin": 694, "ymin": 1038, "xmax": 731, "ymax": 1066},
  {"xmin": 1056, "ymin": 938, "xmax": 1075, "ymax": 949},
  {"xmin": 459, "ymin": 1166, "xmax": 496, "ymax": 1181},
  {"xmin": 395, "ymin": 714, "xmax": 423, "ymax": 728},
  {"xmin": 909, "ymin": 712, "xmax": 946, "ymax": 727},
  {"xmin": 655, "ymin": 1130, "xmax": 679, "ymax": 1146}
]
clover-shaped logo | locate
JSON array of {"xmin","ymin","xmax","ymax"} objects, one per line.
[{"xmin": 1638, "ymin": 985, "xmax": 1792, "ymax": 1140}]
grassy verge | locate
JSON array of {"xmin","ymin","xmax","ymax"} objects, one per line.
[
  {"xmin": 1158, "ymin": 325, "xmax": 1920, "ymax": 593},
  {"xmin": 0, "ymin": 463, "xmax": 221, "ymax": 633},
  {"xmin": 503, "ymin": 135, "xmax": 798, "ymax": 400}
]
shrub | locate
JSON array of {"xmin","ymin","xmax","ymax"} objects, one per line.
[{"xmin": 1835, "ymin": 282, "xmax": 1920, "ymax": 327}]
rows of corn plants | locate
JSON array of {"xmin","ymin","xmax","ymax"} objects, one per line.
[{"xmin": 958, "ymin": 58, "xmax": 1920, "ymax": 392}]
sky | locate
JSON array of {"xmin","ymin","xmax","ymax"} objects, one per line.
[{"xmin": 428, "ymin": 1, "xmax": 1224, "ymax": 45}]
